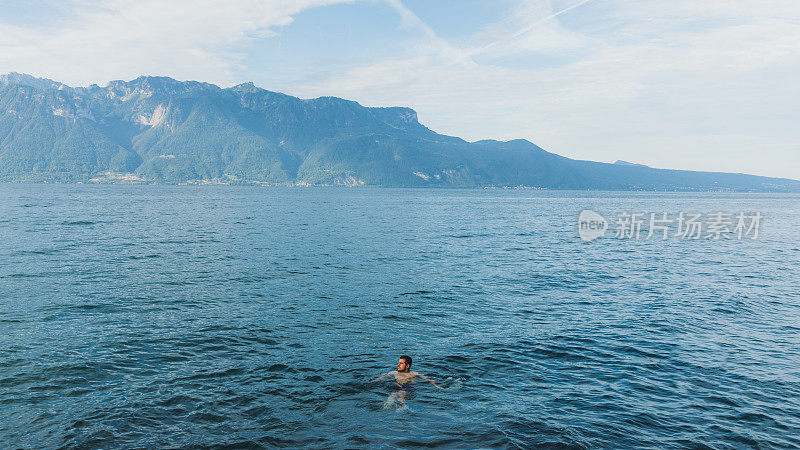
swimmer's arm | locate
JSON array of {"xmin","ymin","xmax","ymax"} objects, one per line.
[
  {"xmin": 372, "ymin": 371, "xmax": 396, "ymax": 382},
  {"xmin": 416, "ymin": 373, "xmax": 445, "ymax": 389}
]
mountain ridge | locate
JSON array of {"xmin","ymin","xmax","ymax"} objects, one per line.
[{"xmin": 1, "ymin": 73, "xmax": 798, "ymax": 191}]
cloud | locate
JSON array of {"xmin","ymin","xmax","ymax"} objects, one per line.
[
  {"xmin": 2, "ymin": 0, "xmax": 797, "ymax": 178},
  {"xmin": 0, "ymin": 0, "xmax": 351, "ymax": 86},
  {"xmin": 382, "ymin": 0, "xmax": 472, "ymax": 66},
  {"xmin": 292, "ymin": 0, "xmax": 800, "ymax": 178}
]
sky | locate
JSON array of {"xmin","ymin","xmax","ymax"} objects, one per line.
[{"xmin": 0, "ymin": 0, "xmax": 798, "ymax": 179}]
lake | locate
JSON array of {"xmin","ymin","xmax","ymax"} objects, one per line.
[{"xmin": 1, "ymin": 184, "xmax": 799, "ymax": 448}]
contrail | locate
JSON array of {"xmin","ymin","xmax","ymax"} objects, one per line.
[
  {"xmin": 386, "ymin": 0, "xmax": 474, "ymax": 63},
  {"xmin": 463, "ymin": 0, "xmax": 593, "ymax": 60}
]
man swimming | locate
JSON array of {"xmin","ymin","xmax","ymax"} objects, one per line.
[{"xmin": 373, "ymin": 355, "xmax": 443, "ymax": 409}]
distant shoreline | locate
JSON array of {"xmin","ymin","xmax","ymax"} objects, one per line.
[{"xmin": 2, "ymin": 180, "xmax": 800, "ymax": 194}]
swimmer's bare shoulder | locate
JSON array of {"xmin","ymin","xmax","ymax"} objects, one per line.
[{"xmin": 372, "ymin": 370, "xmax": 398, "ymax": 382}]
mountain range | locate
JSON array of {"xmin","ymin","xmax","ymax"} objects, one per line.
[{"xmin": 1, "ymin": 72, "xmax": 797, "ymax": 191}]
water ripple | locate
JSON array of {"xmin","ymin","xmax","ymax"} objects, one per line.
[{"xmin": 1, "ymin": 185, "xmax": 799, "ymax": 448}]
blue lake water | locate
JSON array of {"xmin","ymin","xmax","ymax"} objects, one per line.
[{"xmin": 1, "ymin": 184, "xmax": 799, "ymax": 448}]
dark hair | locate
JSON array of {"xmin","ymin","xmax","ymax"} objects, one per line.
[{"xmin": 400, "ymin": 355, "xmax": 412, "ymax": 367}]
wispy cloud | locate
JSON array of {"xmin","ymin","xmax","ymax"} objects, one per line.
[
  {"xmin": 293, "ymin": 0, "xmax": 800, "ymax": 178},
  {"xmin": 1, "ymin": 0, "xmax": 797, "ymax": 178},
  {"xmin": 0, "ymin": 0, "xmax": 351, "ymax": 86},
  {"xmin": 382, "ymin": 0, "xmax": 472, "ymax": 65}
]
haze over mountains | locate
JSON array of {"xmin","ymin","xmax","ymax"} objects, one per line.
[{"xmin": 0, "ymin": 72, "xmax": 797, "ymax": 191}]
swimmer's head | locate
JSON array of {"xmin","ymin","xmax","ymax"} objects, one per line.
[{"xmin": 398, "ymin": 355, "xmax": 412, "ymax": 372}]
